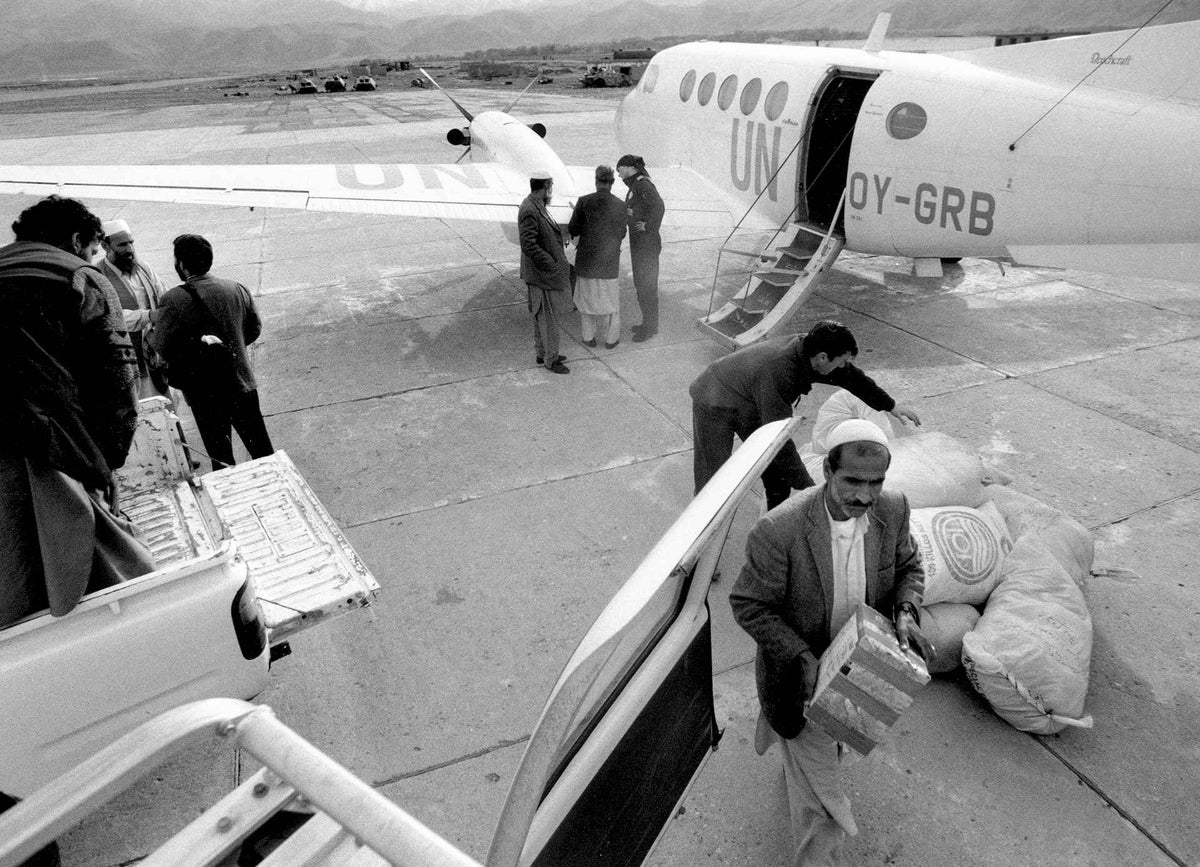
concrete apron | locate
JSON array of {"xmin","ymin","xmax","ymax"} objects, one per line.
[{"xmin": 0, "ymin": 88, "xmax": 1196, "ymax": 866}]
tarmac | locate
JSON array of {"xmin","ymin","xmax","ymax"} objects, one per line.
[{"xmin": 1, "ymin": 85, "xmax": 1197, "ymax": 866}]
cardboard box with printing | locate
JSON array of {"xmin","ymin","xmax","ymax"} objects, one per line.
[{"xmin": 804, "ymin": 604, "xmax": 930, "ymax": 756}]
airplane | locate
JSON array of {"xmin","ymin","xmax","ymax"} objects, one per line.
[{"xmin": 2, "ymin": 18, "xmax": 1197, "ymax": 346}]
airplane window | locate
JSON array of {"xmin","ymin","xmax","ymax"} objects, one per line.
[
  {"xmin": 740, "ymin": 77, "xmax": 763, "ymax": 115},
  {"xmin": 718, "ymin": 74, "xmax": 739, "ymax": 110},
  {"xmin": 679, "ymin": 69, "xmax": 696, "ymax": 101},
  {"xmin": 764, "ymin": 81, "xmax": 789, "ymax": 121},
  {"xmin": 887, "ymin": 102, "xmax": 927, "ymax": 139},
  {"xmin": 643, "ymin": 64, "xmax": 659, "ymax": 93},
  {"xmin": 697, "ymin": 72, "xmax": 716, "ymax": 106}
]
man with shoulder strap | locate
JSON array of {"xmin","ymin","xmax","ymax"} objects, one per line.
[
  {"xmin": 98, "ymin": 218, "xmax": 170, "ymax": 399},
  {"xmin": 151, "ymin": 234, "xmax": 274, "ymax": 471}
]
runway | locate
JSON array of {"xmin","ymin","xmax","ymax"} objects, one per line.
[{"xmin": 1, "ymin": 86, "xmax": 1197, "ymax": 865}]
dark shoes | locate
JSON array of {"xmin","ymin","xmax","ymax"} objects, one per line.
[
  {"xmin": 582, "ymin": 338, "xmax": 597, "ymax": 348},
  {"xmin": 605, "ymin": 340, "xmax": 620, "ymax": 349},
  {"xmin": 536, "ymin": 354, "xmax": 567, "ymax": 365},
  {"xmin": 631, "ymin": 326, "xmax": 657, "ymax": 343},
  {"xmin": 548, "ymin": 361, "xmax": 570, "ymax": 374}
]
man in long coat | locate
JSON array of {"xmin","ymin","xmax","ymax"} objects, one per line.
[{"xmin": 518, "ymin": 170, "xmax": 572, "ymax": 374}]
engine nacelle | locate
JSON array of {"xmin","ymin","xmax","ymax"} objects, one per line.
[{"xmin": 447, "ymin": 127, "xmax": 470, "ymax": 147}]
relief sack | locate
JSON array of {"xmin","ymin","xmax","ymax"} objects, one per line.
[{"xmin": 909, "ymin": 501, "xmax": 1012, "ymax": 605}]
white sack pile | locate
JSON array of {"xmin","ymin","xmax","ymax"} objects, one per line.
[
  {"xmin": 798, "ymin": 393, "xmax": 1096, "ymax": 728},
  {"xmin": 961, "ymin": 486, "xmax": 1095, "ymax": 734}
]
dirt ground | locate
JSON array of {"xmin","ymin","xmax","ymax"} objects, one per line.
[{"xmin": 0, "ymin": 60, "xmax": 629, "ymax": 115}]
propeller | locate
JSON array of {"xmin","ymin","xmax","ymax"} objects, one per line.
[
  {"xmin": 422, "ymin": 67, "xmax": 476, "ymax": 161},
  {"xmin": 501, "ymin": 72, "xmax": 541, "ymax": 114}
]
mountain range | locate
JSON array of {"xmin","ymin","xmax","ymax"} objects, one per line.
[{"xmin": 2, "ymin": 0, "xmax": 1197, "ymax": 82}]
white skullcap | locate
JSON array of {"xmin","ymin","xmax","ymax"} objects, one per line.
[
  {"xmin": 530, "ymin": 169, "xmax": 553, "ymax": 180},
  {"xmin": 101, "ymin": 219, "xmax": 132, "ymax": 240},
  {"xmin": 825, "ymin": 419, "xmax": 890, "ymax": 451}
]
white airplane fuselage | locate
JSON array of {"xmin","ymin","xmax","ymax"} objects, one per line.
[{"xmin": 615, "ymin": 25, "xmax": 1200, "ymax": 279}]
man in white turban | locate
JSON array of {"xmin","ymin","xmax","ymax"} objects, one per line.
[
  {"xmin": 98, "ymin": 218, "xmax": 169, "ymax": 398},
  {"xmin": 731, "ymin": 419, "xmax": 931, "ymax": 865}
]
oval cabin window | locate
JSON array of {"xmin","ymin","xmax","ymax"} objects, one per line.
[
  {"xmin": 887, "ymin": 102, "xmax": 927, "ymax": 139},
  {"xmin": 764, "ymin": 81, "xmax": 789, "ymax": 121},
  {"xmin": 718, "ymin": 74, "xmax": 739, "ymax": 110},
  {"xmin": 740, "ymin": 77, "xmax": 763, "ymax": 115},
  {"xmin": 679, "ymin": 69, "xmax": 696, "ymax": 101},
  {"xmin": 643, "ymin": 64, "xmax": 660, "ymax": 93},
  {"xmin": 697, "ymin": 72, "xmax": 716, "ymax": 106}
]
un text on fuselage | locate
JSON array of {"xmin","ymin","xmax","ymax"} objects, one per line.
[
  {"xmin": 847, "ymin": 171, "xmax": 996, "ymax": 236},
  {"xmin": 730, "ymin": 119, "xmax": 782, "ymax": 200}
]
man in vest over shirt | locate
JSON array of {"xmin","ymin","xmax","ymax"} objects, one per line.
[{"xmin": 98, "ymin": 219, "xmax": 169, "ymax": 398}]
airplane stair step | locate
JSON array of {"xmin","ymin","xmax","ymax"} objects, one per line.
[
  {"xmin": 751, "ymin": 268, "xmax": 804, "ymax": 288},
  {"xmin": 720, "ymin": 247, "xmax": 774, "ymax": 260},
  {"xmin": 699, "ymin": 226, "xmax": 845, "ymax": 349},
  {"xmin": 775, "ymin": 241, "xmax": 819, "ymax": 260}
]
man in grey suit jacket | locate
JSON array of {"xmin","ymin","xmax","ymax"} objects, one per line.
[
  {"xmin": 731, "ymin": 419, "xmax": 929, "ymax": 866},
  {"xmin": 518, "ymin": 171, "xmax": 571, "ymax": 374}
]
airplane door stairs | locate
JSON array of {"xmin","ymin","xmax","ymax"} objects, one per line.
[{"xmin": 697, "ymin": 199, "xmax": 845, "ymax": 350}]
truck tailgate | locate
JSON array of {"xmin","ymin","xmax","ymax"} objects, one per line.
[{"xmin": 202, "ymin": 452, "xmax": 380, "ymax": 641}]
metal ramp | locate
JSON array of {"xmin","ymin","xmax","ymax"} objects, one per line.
[{"xmin": 697, "ymin": 198, "xmax": 846, "ymax": 350}]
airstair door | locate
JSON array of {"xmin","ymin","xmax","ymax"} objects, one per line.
[
  {"xmin": 800, "ymin": 69, "xmax": 878, "ymax": 231},
  {"xmin": 486, "ymin": 419, "xmax": 801, "ymax": 867}
]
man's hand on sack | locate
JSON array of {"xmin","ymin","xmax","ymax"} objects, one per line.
[
  {"xmin": 889, "ymin": 403, "xmax": 922, "ymax": 426},
  {"xmin": 895, "ymin": 603, "xmax": 935, "ymax": 663}
]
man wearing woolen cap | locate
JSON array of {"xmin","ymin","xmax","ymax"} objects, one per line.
[
  {"xmin": 615, "ymin": 154, "xmax": 664, "ymax": 342},
  {"xmin": 731, "ymin": 418, "xmax": 931, "ymax": 865},
  {"xmin": 98, "ymin": 218, "xmax": 169, "ymax": 398},
  {"xmin": 518, "ymin": 169, "xmax": 572, "ymax": 374}
]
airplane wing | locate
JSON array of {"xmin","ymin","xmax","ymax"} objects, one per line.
[{"xmin": 0, "ymin": 162, "xmax": 737, "ymax": 229}]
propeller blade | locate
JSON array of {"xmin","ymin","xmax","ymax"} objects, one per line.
[
  {"xmin": 501, "ymin": 73, "xmax": 541, "ymax": 114},
  {"xmin": 420, "ymin": 68, "xmax": 474, "ymax": 122},
  {"xmin": 454, "ymin": 146, "xmax": 471, "ymax": 165}
]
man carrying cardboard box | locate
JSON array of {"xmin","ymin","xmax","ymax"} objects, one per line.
[{"xmin": 731, "ymin": 419, "xmax": 932, "ymax": 865}]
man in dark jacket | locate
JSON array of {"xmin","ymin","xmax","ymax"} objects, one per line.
[
  {"xmin": 518, "ymin": 170, "xmax": 572, "ymax": 374},
  {"xmin": 616, "ymin": 154, "xmax": 664, "ymax": 342},
  {"xmin": 151, "ymin": 233, "xmax": 274, "ymax": 470},
  {"xmin": 689, "ymin": 320, "xmax": 921, "ymax": 509},
  {"xmin": 731, "ymin": 420, "xmax": 928, "ymax": 865},
  {"xmin": 0, "ymin": 195, "xmax": 153, "ymax": 629},
  {"xmin": 568, "ymin": 164, "xmax": 627, "ymax": 349}
]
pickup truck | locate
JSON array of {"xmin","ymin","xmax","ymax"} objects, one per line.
[
  {"xmin": 0, "ymin": 420, "xmax": 800, "ymax": 867},
  {"xmin": 0, "ymin": 397, "xmax": 380, "ymax": 797}
]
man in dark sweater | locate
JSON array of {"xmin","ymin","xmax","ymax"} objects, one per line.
[
  {"xmin": 151, "ymin": 234, "xmax": 273, "ymax": 471},
  {"xmin": 568, "ymin": 164, "xmax": 627, "ymax": 349},
  {"xmin": 689, "ymin": 321, "xmax": 921, "ymax": 509},
  {"xmin": 616, "ymin": 154, "xmax": 665, "ymax": 342}
]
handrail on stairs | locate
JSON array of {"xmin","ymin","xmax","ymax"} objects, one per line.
[{"xmin": 707, "ymin": 135, "xmax": 805, "ymax": 317}]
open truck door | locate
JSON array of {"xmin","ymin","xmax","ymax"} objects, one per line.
[
  {"xmin": 487, "ymin": 418, "xmax": 799, "ymax": 866},
  {"xmin": 0, "ymin": 398, "xmax": 380, "ymax": 796}
]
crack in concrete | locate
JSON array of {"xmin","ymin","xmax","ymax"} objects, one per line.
[{"xmin": 371, "ymin": 734, "xmax": 531, "ymax": 789}]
